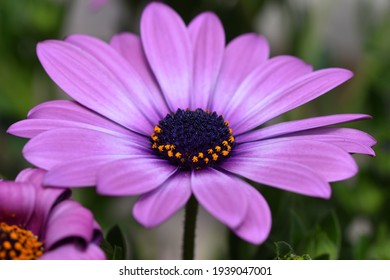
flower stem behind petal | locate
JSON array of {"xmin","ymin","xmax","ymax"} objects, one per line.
[{"xmin": 182, "ymin": 195, "xmax": 198, "ymax": 260}]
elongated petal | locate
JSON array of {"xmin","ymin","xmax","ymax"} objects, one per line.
[
  {"xmin": 281, "ymin": 127, "xmax": 376, "ymax": 156},
  {"xmin": 110, "ymin": 33, "xmax": 169, "ymax": 117},
  {"xmin": 224, "ymin": 55, "xmax": 312, "ymax": 122},
  {"xmin": 133, "ymin": 172, "xmax": 191, "ymax": 227},
  {"xmin": 237, "ymin": 114, "xmax": 372, "ymax": 142},
  {"xmin": 233, "ymin": 68, "xmax": 353, "ymax": 133},
  {"xmin": 221, "ymin": 158, "xmax": 331, "ymax": 198},
  {"xmin": 15, "ymin": 168, "xmax": 69, "ymax": 235},
  {"xmin": 40, "ymin": 244, "xmax": 105, "ymax": 260},
  {"xmin": 37, "ymin": 40, "xmax": 153, "ymax": 135},
  {"xmin": 188, "ymin": 12, "xmax": 225, "ymax": 109},
  {"xmin": 0, "ymin": 181, "xmax": 35, "ymax": 227},
  {"xmin": 44, "ymin": 200, "xmax": 95, "ymax": 250},
  {"xmin": 8, "ymin": 119, "xmax": 134, "ymax": 139},
  {"xmin": 66, "ymin": 34, "xmax": 167, "ymax": 123},
  {"xmin": 23, "ymin": 128, "xmax": 146, "ymax": 169},
  {"xmin": 235, "ymin": 139, "xmax": 358, "ymax": 182},
  {"xmin": 44, "ymin": 155, "xmax": 135, "ymax": 187},
  {"xmin": 211, "ymin": 33, "xmax": 269, "ymax": 113},
  {"xmin": 232, "ymin": 185, "xmax": 271, "ymax": 245},
  {"xmin": 9, "ymin": 100, "xmax": 146, "ymax": 146},
  {"xmin": 25, "ymin": 100, "xmax": 132, "ymax": 136},
  {"xmin": 191, "ymin": 169, "xmax": 247, "ymax": 228},
  {"xmin": 97, "ymin": 158, "xmax": 177, "ymax": 196},
  {"xmin": 141, "ymin": 2, "xmax": 192, "ymax": 110}
]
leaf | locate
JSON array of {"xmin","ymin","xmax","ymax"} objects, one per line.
[
  {"xmin": 305, "ymin": 211, "xmax": 341, "ymax": 260},
  {"xmin": 274, "ymin": 241, "xmax": 312, "ymax": 260},
  {"xmin": 105, "ymin": 224, "xmax": 127, "ymax": 260}
]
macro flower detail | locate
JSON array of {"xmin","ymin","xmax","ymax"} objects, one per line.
[
  {"xmin": 8, "ymin": 3, "xmax": 375, "ymax": 245},
  {"xmin": 0, "ymin": 168, "xmax": 105, "ymax": 260},
  {"xmin": 151, "ymin": 108, "xmax": 234, "ymax": 169}
]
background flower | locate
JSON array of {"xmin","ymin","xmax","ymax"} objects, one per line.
[{"xmin": 0, "ymin": 168, "xmax": 105, "ymax": 260}]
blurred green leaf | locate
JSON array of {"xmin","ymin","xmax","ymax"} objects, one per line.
[
  {"xmin": 305, "ymin": 212, "xmax": 341, "ymax": 260},
  {"xmin": 105, "ymin": 225, "xmax": 127, "ymax": 260},
  {"xmin": 274, "ymin": 241, "xmax": 311, "ymax": 260}
]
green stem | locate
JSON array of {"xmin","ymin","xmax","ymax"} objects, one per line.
[{"xmin": 182, "ymin": 195, "xmax": 198, "ymax": 260}]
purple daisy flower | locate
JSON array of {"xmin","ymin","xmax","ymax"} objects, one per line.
[
  {"xmin": 0, "ymin": 168, "xmax": 105, "ymax": 259},
  {"xmin": 8, "ymin": 3, "xmax": 375, "ymax": 244}
]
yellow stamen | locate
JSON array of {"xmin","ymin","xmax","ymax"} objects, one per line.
[
  {"xmin": 0, "ymin": 222, "xmax": 44, "ymax": 260},
  {"xmin": 192, "ymin": 156, "xmax": 198, "ymax": 163},
  {"xmin": 175, "ymin": 152, "xmax": 182, "ymax": 159},
  {"xmin": 204, "ymin": 158, "xmax": 209, "ymax": 164},
  {"xmin": 167, "ymin": 151, "xmax": 173, "ymax": 157},
  {"xmin": 215, "ymin": 146, "xmax": 221, "ymax": 152},
  {"xmin": 154, "ymin": 126, "xmax": 162, "ymax": 133},
  {"xmin": 212, "ymin": 153, "xmax": 219, "ymax": 161},
  {"xmin": 207, "ymin": 149, "xmax": 213, "ymax": 154},
  {"xmin": 198, "ymin": 152, "xmax": 204, "ymax": 158},
  {"xmin": 158, "ymin": 145, "xmax": 164, "ymax": 152},
  {"xmin": 221, "ymin": 150, "xmax": 229, "ymax": 156}
]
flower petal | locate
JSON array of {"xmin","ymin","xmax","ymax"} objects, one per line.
[
  {"xmin": 8, "ymin": 119, "xmax": 132, "ymax": 139},
  {"xmin": 0, "ymin": 181, "xmax": 35, "ymax": 227},
  {"xmin": 232, "ymin": 185, "xmax": 271, "ymax": 245},
  {"xmin": 110, "ymin": 33, "xmax": 169, "ymax": 118},
  {"xmin": 44, "ymin": 200, "xmax": 95, "ymax": 250},
  {"xmin": 66, "ymin": 34, "xmax": 167, "ymax": 123},
  {"xmin": 97, "ymin": 157, "xmax": 177, "ymax": 196},
  {"xmin": 15, "ymin": 168, "xmax": 69, "ymax": 235},
  {"xmin": 37, "ymin": 40, "xmax": 154, "ymax": 135},
  {"xmin": 237, "ymin": 114, "xmax": 372, "ymax": 142},
  {"xmin": 40, "ymin": 243, "xmax": 105, "ymax": 260},
  {"xmin": 188, "ymin": 12, "xmax": 225, "ymax": 109},
  {"xmin": 8, "ymin": 100, "xmax": 137, "ymax": 138},
  {"xmin": 191, "ymin": 169, "xmax": 248, "ymax": 228},
  {"xmin": 133, "ymin": 172, "xmax": 191, "ymax": 227},
  {"xmin": 235, "ymin": 139, "xmax": 358, "ymax": 182},
  {"xmin": 211, "ymin": 33, "xmax": 269, "ymax": 113},
  {"xmin": 44, "ymin": 155, "xmax": 134, "ymax": 187},
  {"xmin": 221, "ymin": 157, "xmax": 331, "ymax": 198},
  {"xmin": 225, "ymin": 55, "xmax": 312, "ymax": 127},
  {"xmin": 23, "ymin": 128, "xmax": 146, "ymax": 169},
  {"xmin": 141, "ymin": 2, "xmax": 192, "ymax": 110},
  {"xmin": 281, "ymin": 127, "xmax": 376, "ymax": 156},
  {"xmin": 232, "ymin": 68, "xmax": 353, "ymax": 133}
]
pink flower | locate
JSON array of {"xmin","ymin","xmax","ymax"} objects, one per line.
[
  {"xmin": 0, "ymin": 169, "xmax": 105, "ymax": 259},
  {"xmin": 8, "ymin": 3, "xmax": 375, "ymax": 244}
]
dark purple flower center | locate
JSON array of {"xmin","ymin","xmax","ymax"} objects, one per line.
[
  {"xmin": 0, "ymin": 222, "xmax": 44, "ymax": 260},
  {"xmin": 150, "ymin": 108, "xmax": 235, "ymax": 170}
]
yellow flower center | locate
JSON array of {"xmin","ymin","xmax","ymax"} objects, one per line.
[{"xmin": 0, "ymin": 222, "xmax": 44, "ymax": 260}]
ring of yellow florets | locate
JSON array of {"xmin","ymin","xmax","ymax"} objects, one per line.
[
  {"xmin": 151, "ymin": 108, "xmax": 235, "ymax": 170},
  {"xmin": 0, "ymin": 222, "xmax": 44, "ymax": 260}
]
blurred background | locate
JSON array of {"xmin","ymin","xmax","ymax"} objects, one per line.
[{"xmin": 0, "ymin": 0, "xmax": 389, "ymax": 259}]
